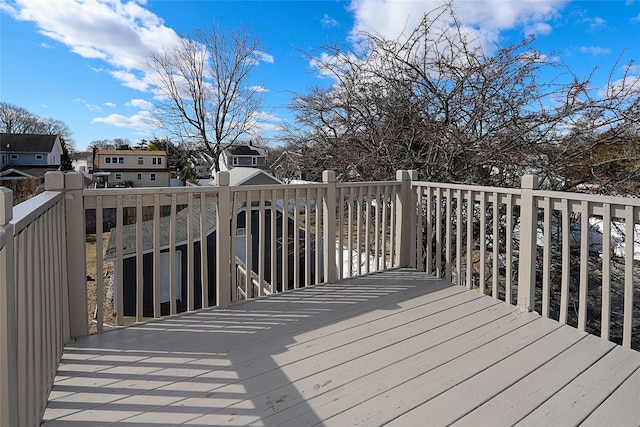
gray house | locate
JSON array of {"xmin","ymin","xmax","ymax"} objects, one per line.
[{"xmin": 106, "ymin": 201, "xmax": 316, "ymax": 316}]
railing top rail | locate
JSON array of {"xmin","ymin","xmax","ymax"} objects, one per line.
[
  {"xmin": 229, "ymin": 182, "xmax": 327, "ymax": 193},
  {"xmin": 532, "ymin": 189, "xmax": 640, "ymax": 207},
  {"xmin": 83, "ymin": 186, "xmax": 221, "ymax": 197},
  {"xmin": 10, "ymin": 190, "xmax": 64, "ymax": 235},
  {"xmin": 336, "ymin": 181, "xmax": 403, "ymax": 189},
  {"xmin": 412, "ymin": 181, "xmax": 523, "ymax": 195}
]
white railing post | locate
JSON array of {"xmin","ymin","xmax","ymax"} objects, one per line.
[
  {"xmin": 216, "ymin": 171, "xmax": 231, "ymax": 307},
  {"xmin": 0, "ymin": 187, "xmax": 18, "ymax": 427},
  {"xmin": 323, "ymin": 170, "xmax": 337, "ymax": 283},
  {"xmin": 517, "ymin": 174, "xmax": 539, "ymax": 312},
  {"xmin": 395, "ymin": 170, "xmax": 418, "ymax": 268},
  {"xmin": 47, "ymin": 171, "xmax": 88, "ymax": 339}
]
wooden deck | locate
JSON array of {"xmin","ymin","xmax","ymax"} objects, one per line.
[{"xmin": 43, "ymin": 269, "xmax": 640, "ymax": 426}]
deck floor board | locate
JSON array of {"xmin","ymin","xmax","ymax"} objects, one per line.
[{"xmin": 43, "ymin": 269, "xmax": 640, "ymax": 426}]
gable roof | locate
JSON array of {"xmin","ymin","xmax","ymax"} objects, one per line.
[
  {"xmin": 0, "ymin": 168, "xmax": 37, "ymax": 179},
  {"xmin": 0, "ymin": 165, "xmax": 60, "ymax": 178},
  {"xmin": 0, "ymin": 133, "xmax": 61, "ymax": 153},
  {"xmin": 105, "ymin": 201, "xmax": 218, "ymax": 259},
  {"xmin": 226, "ymin": 167, "xmax": 283, "ymax": 186}
]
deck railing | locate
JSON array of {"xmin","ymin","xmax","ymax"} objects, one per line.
[
  {"xmin": 81, "ymin": 170, "xmax": 405, "ymax": 330},
  {"xmin": 0, "ymin": 172, "xmax": 84, "ymax": 427},
  {"xmin": 414, "ymin": 175, "xmax": 639, "ymax": 349},
  {"xmin": 1, "ymin": 169, "xmax": 638, "ymax": 425}
]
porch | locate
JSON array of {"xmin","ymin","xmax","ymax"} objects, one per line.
[
  {"xmin": 42, "ymin": 269, "xmax": 640, "ymax": 426},
  {"xmin": 1, "ymin": 170, "xmax": 639, "ymax": 425}
]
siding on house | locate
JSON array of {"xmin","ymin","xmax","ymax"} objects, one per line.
[
  {"xmin": 92, "ymin": 149, "xmax": 170, "ymax": 187},
  {"xmin": 106, "ymin": 203, "xmax": 313, "ymax": 316},
  {"xmin": 0, "ymin": 133, "xmax": 63, "ymax": 168}
]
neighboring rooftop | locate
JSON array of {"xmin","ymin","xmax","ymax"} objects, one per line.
[{"xmin": 0, "ymin": 133, "xmax": 60, "ymax": 153}]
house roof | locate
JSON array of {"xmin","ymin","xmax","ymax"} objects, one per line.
[
  {"xmin": 105, "ymin": 201, "xmax": 218, "ymax": 259},
  {"xmin": 0, "ymin": 165, "xmax": 60, "ymax": 178},
  {"xmin": 226, "ymin": 167, "xmax": 283, "ymax": 186},
  {"xmin": 0, "ymin": 133, "xmax": 60, "ymax": 153},
  {"xmin": 225, "ymin": 144, "xmax": 265, "ymax": 156}
]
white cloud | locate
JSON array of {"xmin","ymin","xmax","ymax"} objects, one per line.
[
  {"xmin": 5, "ymin": 0, "xmax": 181, "ymax": 91},
  {"xmin": 126, "ymin": 98, "xmax": 154, "ymax": 110},
  {"xmin": 74, "ymin": 98, "xmax": 103, "ymax": 112},
  {"xmin": 321, "ymin": 14, "xmax": 339, "ymax": 28},
  {"xmin": 588, "ymin": 16, "xmax": 606, "ymax": 30},
  {"xmin": 104, "ymin": 102, "xmax": 116, "ymax": 108},
  {"xmin": 249, "ymin": 111, "xmax": 284, "ymax": 135},
  {"xmin": 249, "ymin": 85, "xmax": 269, "ymax": 93},
  {"xmin": 255, "ymin": 50, "xmax": 275, "ymax": 64},
  {"xmin": 524, "ymin": 22, "xmax": 553, "ymax": 37},
  {"xmin": 579, "ymin": 46, "xmax": 611, "ymax": 56},
  {"xmin": 348, "ymin": 0, "xmax": 569, "ymax": 49},
  {"xmin": 92, "ymin": 110, "xmax": 159, "ymax": 130}
]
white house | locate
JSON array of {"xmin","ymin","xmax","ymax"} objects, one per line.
[{"xmin": 92, "ymin": 148, "xmax": 170, "ymax": 188}]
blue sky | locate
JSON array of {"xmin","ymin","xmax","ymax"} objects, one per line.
[{"xmin": 1, "ymin": 0, "xmax": 639, "ymax": 151}]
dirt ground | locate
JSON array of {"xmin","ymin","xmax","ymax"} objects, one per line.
[{"xmin": 85, "ymin": 233, "xmax": 117, "ymax": 332}]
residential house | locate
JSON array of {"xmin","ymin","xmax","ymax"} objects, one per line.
[
  {"xmin": 92, "ymin": 148, "xmax": 170, "ymax": 188},
  {"xmin": 0, "ymin": 133, "xmax": 62, "ymax": 182},
  {"xmin": 105, "ymin": 142, "xmax": 322, "ymax": 315},
  {"xmin": 71, "ymin": 151, "xmax": 93, "ymax": 175},
  {"xmin": 270, "ymin": 150, "xmax": 309, "ymax": 182},
  {"xmin": 105, "ymin": 201, "xmax": 315, "ymax": 316},
  {"xmin": 207, "ymin": 141, "xmax": 279, "ymax": 186},
  {"xmin": 190, "ymin": 152, "xmax": 214, "ymax": 179},
  {"xmin": 219, "ymin": 141, "xmax": 267, "ymax": 172}
]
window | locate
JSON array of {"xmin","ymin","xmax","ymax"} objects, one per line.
[
  {"xmin": 138, "ymin": 157, "xmax": 143, "ymax": 165},
  {"xmin": 111, "ymin": 157, "xmax": 118, "ymax": 163},
  {"xmin": 35, "ymin": 154, "xmax": 44, "ymax": 160},
  {"xmin": 233, "ymin": 157, "xmax": 238, "ymax": 166},
  {"xmin": 105, "ymin": 157, "xmax": 111, "ymax": 164},
  {"xmin": 152, "ymin": 157, "xmax": 162, "ymax": 165},
  {"xmin": 137, "ymin": 173, "xmax": 142, "ymax": 181},
  {"xmin": 152, "ymin": 158, "xmax": 157, "ymax": 165},
  {"xmin": 10, "ymin": 154, "xmax": 18, "ymax": 160},
  {"xmin": 150, "ymin": 173, "xmax": 156, "ymax": 182},
  {"xmin": 157, "ymin": 157, "xmax": 162, "ymax": 165},
  {"xmin": 115, "ymin": 173, "xmax": 122, "ymax": 180},
  {"xmin": 118, "ymin": 157, "xmax": 124, "ymax": 164}
]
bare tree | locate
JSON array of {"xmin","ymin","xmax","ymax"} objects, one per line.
[
  {"xmin": 0, "ymin": 102, "xmax": 76, "ymax": 152},
  {"xmin": 284, "ymin": 4, "xmax": 640, "ymax": 191},
  {"xmin": 148, "ymin": 25, "xmax": 264, "ymax": 172}
]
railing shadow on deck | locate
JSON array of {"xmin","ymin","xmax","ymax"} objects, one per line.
[
  {"xmin": 2, "ymin": 169, "xmax": 639, "ymax": 425},
  {"xmin": 42, "ymin": 271, "xmax": 448, "ymax": 425}
]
